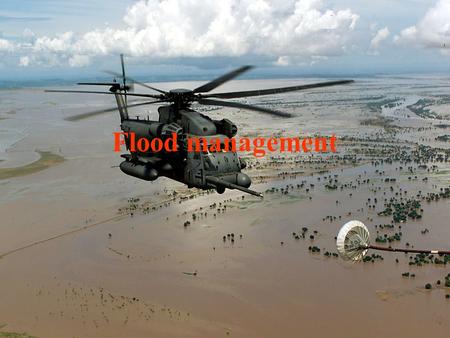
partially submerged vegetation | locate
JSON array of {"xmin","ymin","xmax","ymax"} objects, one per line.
[
  {"xmin": 366, "ymin": 97, "xmax": 403, "ymax": 113},
  {"xmin": 360, "ymin": 115, "xmax": 395, "ymax": 130},
  {"xmin": 0, "ymin": 333, "xmax": 37, "ymax": 338},
  {"xmin": 435, "ymin": 135, "xmax": 450, "ymax": 142},
  {"xmin": 407, "ymin": 98, "xmax": 442, "ymax": 119},
  {"xmin": 0, "ymin": 326, "xmax": 38, "ymax": 338}
]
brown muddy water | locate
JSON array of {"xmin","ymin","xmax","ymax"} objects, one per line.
[{"xmin": 0, "ymin": 76, "xmax": 449, "ymax": 338}]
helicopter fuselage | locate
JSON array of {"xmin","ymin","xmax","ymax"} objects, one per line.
[{"xmin": 118, "ymin": 103, "xmax": 255, "ymax": 195}]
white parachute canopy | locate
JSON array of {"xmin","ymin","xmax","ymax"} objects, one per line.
[{"xmin": 336, "ymin": 220, "xmax": 370, "ymax": 261}]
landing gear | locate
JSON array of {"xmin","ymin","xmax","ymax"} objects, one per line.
[{"xmin": 216, "ymin": 186, "xmax": 225, "ymax": 194}]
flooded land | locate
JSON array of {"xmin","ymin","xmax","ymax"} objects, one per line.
[{"xmin": 0, "ymin": 75, "xmax": 449, "ymax": 338}]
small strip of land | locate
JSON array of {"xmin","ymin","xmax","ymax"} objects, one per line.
[{"xmin": 0, "ymin": 151, "xmax": 65, "ymax": 180}]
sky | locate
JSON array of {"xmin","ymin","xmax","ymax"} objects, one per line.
[{"xmin": 0, "ymin": 0, "xmax": 449, "ymax": 82}]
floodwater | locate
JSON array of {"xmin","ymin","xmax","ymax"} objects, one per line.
[{"xmin": 0, "ymin": 75, "xmax": 449, "ymax": 337}]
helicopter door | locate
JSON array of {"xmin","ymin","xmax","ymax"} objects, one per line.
[{"xmin": 185, "ymin": 152, "xmax": 204, "ymax": 188}]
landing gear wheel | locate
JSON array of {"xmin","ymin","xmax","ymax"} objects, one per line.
[{"xmin": 216, "ymin": 186, "xmax": 225, "ymax": 194}]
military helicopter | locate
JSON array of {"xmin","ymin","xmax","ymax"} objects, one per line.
[{"xmin": 47, "ymin": 55, "xmax": 353, "ymax": 197}]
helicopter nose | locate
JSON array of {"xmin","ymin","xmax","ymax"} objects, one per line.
[{"xmin": 236, "ymin": 173, "xmax": 251, "ymax": 188}]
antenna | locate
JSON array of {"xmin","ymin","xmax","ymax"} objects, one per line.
[{"xmin": 336, "ymin": 220, "xmax": 450, "ymax": 262}]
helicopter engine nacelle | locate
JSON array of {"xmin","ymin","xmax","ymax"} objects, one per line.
[
  {"xmin": 119, "ymin": 161, "xmax": 158, "ymax": 181},
  {"xmin": 214, "ymin": 119, "xmax": 237, "ymax": 138},
  {"xmin": 147, "ymin": 122, "xmax": 182, "ymax": 138},
  {"xmin": 123, "ymin": 121, "xmax": 182, "ymax": 139},
  {"xmin": 160, "ymin": 122, "xmax": 183, "ymax": 138}
]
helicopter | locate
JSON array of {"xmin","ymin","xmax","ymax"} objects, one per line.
[{"xmin": 47, "ymin": 55, "xmax": 353, "ymax": 197}]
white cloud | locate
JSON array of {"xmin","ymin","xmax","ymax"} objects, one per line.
[
  {"xmin": 394, "ymin": 0, "xmax": 450, "ymax": 51},
  {"xmin": 33, "ymin": 32, "xmax": 75, "ymax": 53},
  {"xmin": 370, "ymin": 27, "xmax": 390, "ymax": 50},
  {"xmin": 275, "ymin": 56, "xmax": 292, "ymax": 66},
  {"xmin": 2, "ymin": 0, "xmax": 359, "ymax": 67},
  {"xmin": 22, "ymin": 29, "xmax": 36, "ymax": 40},
  {"xmin": 68, "ymin": 54, "xmax": 91, "ymax": 67},
  {"xmin": 0, "ymin": 39, "xmax": 14, "ymax": 52},
  {"xmin": 19, "ymin": 56, "xmax": 30, "ymax": 67}
]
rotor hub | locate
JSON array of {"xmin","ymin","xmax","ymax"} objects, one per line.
[
  {"xmin": 169, "ymin": 88, "xmax": 193, "ymax": 94},
  {"xmin": 167, "ymin": 88, "xmax": 196, "ymax": 108}
]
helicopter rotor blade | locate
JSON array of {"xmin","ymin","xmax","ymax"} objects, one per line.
[
  {"xmin": 77, "ymin": 82, "xmax": 118, "ymax": 86},
  {"xmin": 120, "ymin": 54, "xmax": 126, "ymax": 88},
  {"xmin": 193, "ymin": 65, "xmax": 253, "ymax": 93},
  {"xmin": 197, "ymin": 98, "xmax": 292, "ymax": 118},
  {"xmin": 45, "ymin": 89, "xmax": 162, "ymax": 99},
  {"xmin": 202, "ymin": 80, "xmax": 354, "ymax": 99},
  {"xmin": 64, "ymin": 99, "xmax": 165, "ymax": 121},
  {"xmin": 65, "ymin": 107, "xmax": 121, "ymax": 121},
  {"xmin": 103, "ymin": 70, "xmax": 167, "ymax": 94},
  {"xmin": 120, "ymin": 54, "xmax": 128, "ymax": 106}
]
